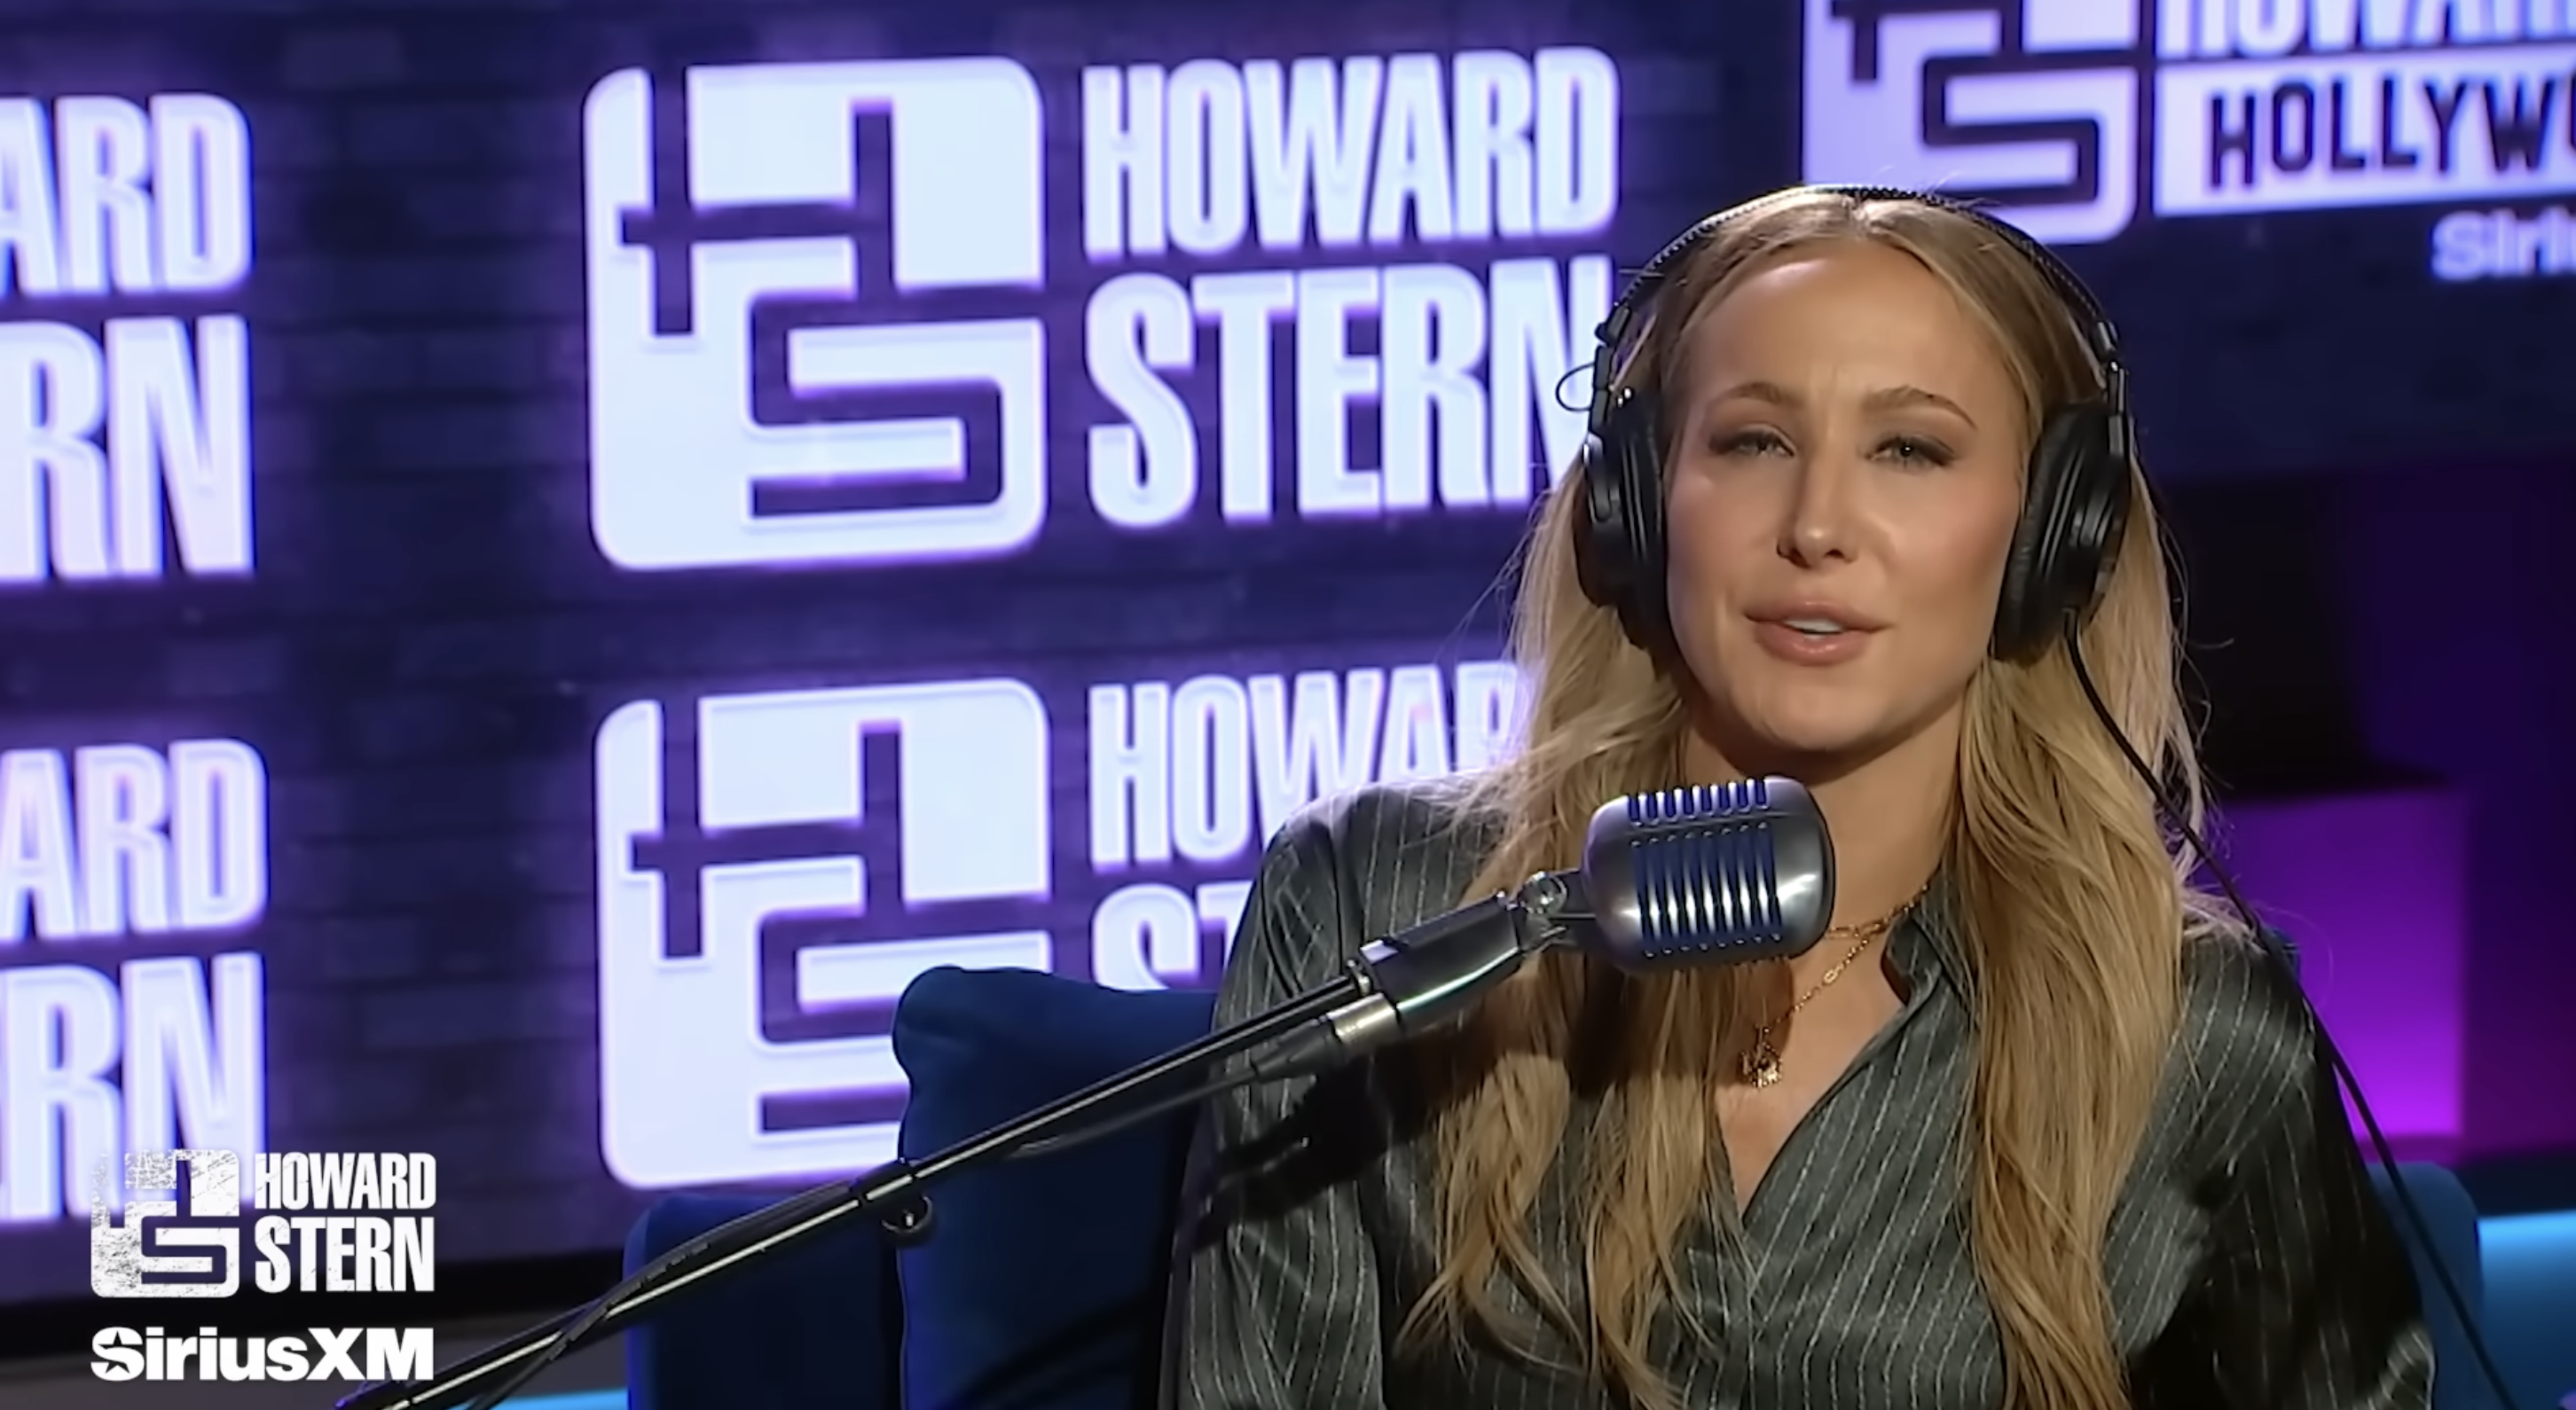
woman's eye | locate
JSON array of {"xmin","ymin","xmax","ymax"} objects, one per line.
[
  {"xmin": 1878, "ymin": 435, "xmax": 1955, "ymax": 467},
  {"xmin": 1713, "ymin": 429, "xmax": 1790, "ymax": 458}
]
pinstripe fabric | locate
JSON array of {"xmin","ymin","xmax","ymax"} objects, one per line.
[{"xmin": 1163, "ymin": 782, "xmax": 2433, "ymax": 1410}]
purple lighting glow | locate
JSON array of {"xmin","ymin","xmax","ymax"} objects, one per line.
[{"xmin": 2218, "ymin": 788, "xmax": 2469, "ymax": 1148}]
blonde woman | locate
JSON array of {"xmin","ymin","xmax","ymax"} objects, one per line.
[{"xmin": 1163, "ymin": 187, "xmax": 2431, "ymax": 1410}]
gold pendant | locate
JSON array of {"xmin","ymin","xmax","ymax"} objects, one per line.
[{"xmin": 1741, "ymin": 1036, "xmax": 1783, "ymax": 1089}]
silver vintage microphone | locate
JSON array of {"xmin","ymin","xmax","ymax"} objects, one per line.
[
  {"xmin": 1251, "ymin": 778, "xmax": 1834, "ymax": 1080},
  {"xmin": 1576, "ymin": 776, "xmax": 1836, "ymax": 970}
]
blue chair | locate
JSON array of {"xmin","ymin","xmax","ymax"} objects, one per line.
[
  {"xmin": 623, "ymin": 1190, "xmax": 897, "ymax": 1410},
  {"xmin": 2483, "ymin": 1209, "xmax": 2576, "ymax": 1409},
  {"xmin": 626, "ymin": 970, "xmax": 2518, "ymax": 1410},
  {"xmin": 2369, "ymin": 1162, "xmax": 2497, "ymax": 1410},
  {"xmin": 625, "ymin": 969, "xmax": 1213, "ymax": 1410}
]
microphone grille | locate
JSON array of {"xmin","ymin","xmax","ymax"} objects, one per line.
[{"xmin": 1579, "ymin": 779, "xmax": 1834, "ymax": 970}]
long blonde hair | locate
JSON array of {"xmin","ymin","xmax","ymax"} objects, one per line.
[{"xmin": 1401, "ymin": 190, "xmax": 2220, "ymax": 1410}]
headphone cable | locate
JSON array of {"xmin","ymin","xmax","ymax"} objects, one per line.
[{"xmin": 2062, "ymin": 620, "xmax": 2526, "ymax": 1410}]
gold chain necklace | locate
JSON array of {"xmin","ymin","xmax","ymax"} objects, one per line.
[{"xmin": 1737, "ymin": 898, "xmax": 1916, "ymax": 1090}]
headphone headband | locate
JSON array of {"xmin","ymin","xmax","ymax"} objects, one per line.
[{"xmin": 1585, "ymin": 184, "xmax": 2126, "ymax": 439}]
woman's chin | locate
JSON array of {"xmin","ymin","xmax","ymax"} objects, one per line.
[
  {"xmin": 1685, "ymin": 667, "xmax": 1944, "ymax": 778},
  {"xmin": 1703, "ymin": 690, "xmax": 1909, "ymax": 772},
  {"xmin": 1707, "ymin": 722, "xmax": 1872, "ymax": 774},
  {"xmin": 1762, "ymin": 733, "xmax": 1878, "ymax": 772}
]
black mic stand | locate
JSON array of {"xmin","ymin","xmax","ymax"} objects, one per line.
[{"xmin": 333, "ymin": 887, "xmax": 1558, "ymax": 1410}]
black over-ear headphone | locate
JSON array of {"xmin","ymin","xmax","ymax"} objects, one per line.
[{"xmin": 1571, "ymin": 184, "xmax": 2136, "ymax": 663}]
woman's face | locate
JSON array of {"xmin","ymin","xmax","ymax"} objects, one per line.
[{"xmin": 1662, "ymin": 239, "xmax": 2029, "ymax": 773}]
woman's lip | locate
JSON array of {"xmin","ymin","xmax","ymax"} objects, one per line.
[
  {"xmin": 1752, "ymin": 619, "xmax": 1874, "ymax": 664},
  {"xmin": 1746, "ymin": 601, "xmax": 1889, "ymax": 632}
]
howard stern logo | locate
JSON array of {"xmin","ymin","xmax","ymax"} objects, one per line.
[
  {"xmin": 580, "ymin": 51, "xmax": 1620, "ymax": 573},
  {"xmin": 90, "ymin": 1149, "xmax": 438, "ymax": 1298},
  {"xmin": 594, "ymin": 681, "xmax": 1051, "ymax": 1188},
  {"xmin": 88, "ymin": 1151, "xmax": 439, "ymax": 1381},
  {"xmin": 1804, "ymin": 0, "xmax": 2576, "ymax": 276}
]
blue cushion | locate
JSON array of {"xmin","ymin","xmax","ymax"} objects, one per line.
[
  {"xmin": 623, "ymin": 1191, "xmax": 896, "ymax": 1410},
  {"xmin": 2482, "ymin": 1210, "xmax": 2576, "ymax": 1410},
  {"xmin": 893, "ymin": 968, "xmax": 1219, "ymax": 1410},
  {"xmin": 2368, "ymin": 1163, "xmax": 2486, "ymax": 1410}
]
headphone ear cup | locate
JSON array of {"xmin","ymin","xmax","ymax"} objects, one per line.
[
  {"xmin": 2061, "ymin": 406, "xmax": 2134, "ymax": 612},
  {"xmin": 1996, "ymin": 403, "xmax": 2128, "ymax": 662},
  {"xmin": 1612, "ymin": 390, "xmax": 1668, "ymax": 645},
  {"xmin": 1575, "ymin": 405, "xmax": 1637, "ymax": 613},
  {"xmin": 1575, "ymin": 386, "xmax": 1672, "ymax": 647},
  {"xmin": 1582, "ymin": 388, "xmax": 1669, "ymax": 648}
]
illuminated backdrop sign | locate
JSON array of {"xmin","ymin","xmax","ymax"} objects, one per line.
[
  {"xmin": 579, "ymin": 46, "xmax": 1598, "ymax": 1185},
  {"xmin": 0, "ymin": 743, "xmax": 267, "ymax": 1219},
  {"xmin": 1804, "ymin": 0, "xmax": 2576, "ymax": 278},
  {"xmin": 582, "ymin": 51, "xmax": 1616, "ymax": 572},
  {"xmin": 0, "ymin": 90, "xmax": 267, "ymax": 1241},
  {"xmin": 0, "ymin": 93, "xmax": 253, "ymax": 583},
  {"xmin": 595, "ymin": 659, "xmax": 1523, "ymax": 1185}
]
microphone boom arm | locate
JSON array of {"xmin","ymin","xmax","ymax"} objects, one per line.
[
  {"xmin": 334, "ymin": 868, "xmax": 1587, "ymax": 1410},
  {"xmin": 1245, "ymin": 872, "xmax": 1583, "ymax": 1083},
  {"xmin": 333, "ymin": 967, "xmax": 1373, "ymax": 1410}
]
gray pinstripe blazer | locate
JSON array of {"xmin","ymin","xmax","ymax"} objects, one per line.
[{"xmin": 1163, "ymin": 780, "xmax": 2433, "ymax": 1410}]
